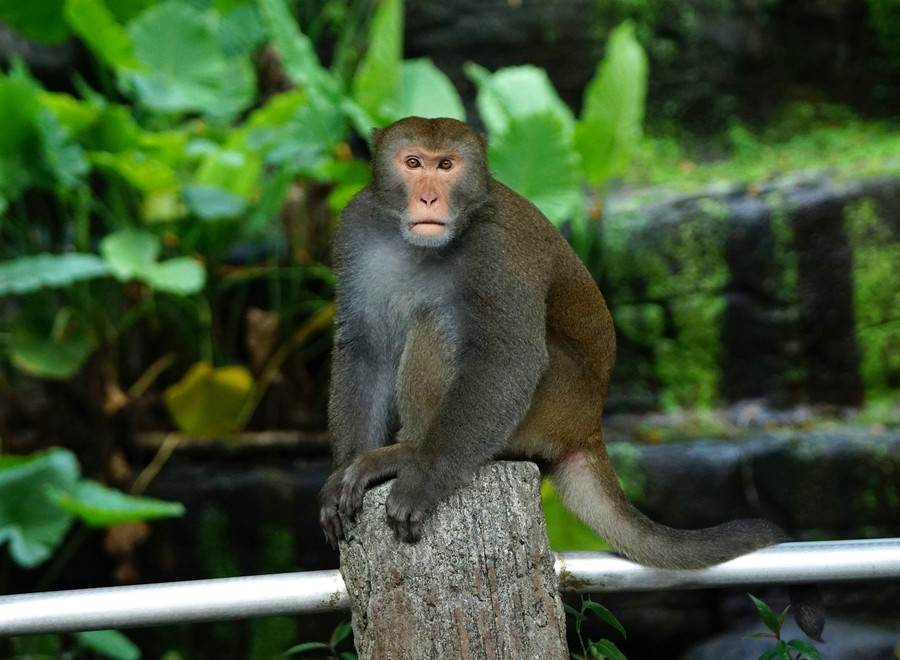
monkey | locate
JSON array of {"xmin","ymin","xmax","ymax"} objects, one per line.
[{"xmin": 318, "ymin": 116, "xmax": 824, "ymax": 641}]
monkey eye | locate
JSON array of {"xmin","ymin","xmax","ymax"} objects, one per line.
[
  {"xmin": 438, "ymin": 158, "xmax": 453, "ymax": 170},
  {"xmin": 405, "ymin": 156, "xmax": 422, "ymax": 169}
]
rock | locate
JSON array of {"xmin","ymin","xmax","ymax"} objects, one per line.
[{"xmin": 600, "ymin": 174, "xmax": 900, "ymax": 411}]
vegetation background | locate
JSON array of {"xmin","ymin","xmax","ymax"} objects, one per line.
[{"xmin": 0, "ymin": 0, "xmax": 898, "ymax": 658}]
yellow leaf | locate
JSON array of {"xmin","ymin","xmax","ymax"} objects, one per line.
[{"xmin": 163, "ymin": 362, "xmax": 254, "ymax": 436}]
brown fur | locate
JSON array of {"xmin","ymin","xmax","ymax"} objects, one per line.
[{"xmin": 321, "ymin": 117, "xmax": 824, "ymax": 641}]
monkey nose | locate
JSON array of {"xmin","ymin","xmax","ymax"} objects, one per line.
[{"xmin": 419, "ymin": 193, "xmax": 438, "ymax": 207}]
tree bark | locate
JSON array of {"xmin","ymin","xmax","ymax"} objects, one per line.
[{"xmin": 339, "ymin": 461, "xmax": 568, "ymax": 660}]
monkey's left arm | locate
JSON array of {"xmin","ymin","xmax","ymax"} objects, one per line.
[{"xmin": 344, "ymin": 288, "xmax": 549, "ymax": 542}]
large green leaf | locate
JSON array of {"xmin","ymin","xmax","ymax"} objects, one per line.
[
  {"xmin": 391, "ymin": 58, "xmax": 465, "ymax": 122},
  {"xmin": 257, "ymin": 0, "xmax": 341, "ymax": 99},
  {"xmin": 100, "ymin": 228, "xmax": 160, "ymax": 279},
  {"xmin": 9, "ymin": 326, "xmax": 96, "ymax": 380},
  {"xmin": 575, "ymin": 21, "xmax": 647, "ymax": 185},
  {"xmin": 90, "ymin": 150, "xmax": 178, "ymax": 193},
  {"xmin": 0, "ymin": 67, "xmax": 41, "ymax": 202},
  {"xmin": 218, "ymin": 2, "xmax": 265, "ymax": 57},
  {"xmin": 0, "ymin": 0, "xmax": 70, "ymax": 43},
  {"xmin": 100, "ymin": 229, "xmax": 206, "ymax": 294},
  {"xmin": 0, "ymin": 448, "xmax": 79, "ymax": 567},
  {"xmin": 76, "ymin": 630, "xmax": 141, "ymax": 660},
  {"xmin": 65, "ymin": 0, "xmax": 141, "ymax": 70},
  {"xmin": 488, "ymin": 111, "xmax": 582, "ymax": 226},
  {"xmin": 142, "ymin": 257, "xmax": 206, "ymax": 295},
  {"xmin": 351, "ymin": 0, "xmax": 402, "ymax": 120},
  {"xmin": 0, "ymin": 253, "xmax": 109, "ymax": 295},
  {"xmin": 164, "ymin": 361, "xmax": 254, "ymax": 436},
  {"xmin": 124, "ymin": 1, "xmax": 255, "ymax": 118},
  {"xmin": 183, "ymin": 184, "xmax": 247, "ymax": 219},
  {"xmin": 466, "ymin": 63, "xmax": 574, "ymax": 138},
  {"xmin": 51, "ymin": 480, "xmax": 185, "ymax": 526},
  {"xmin": 35, "ymin": 107, "xmax": 90, "ymax": 189}
]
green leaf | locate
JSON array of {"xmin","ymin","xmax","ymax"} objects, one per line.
[
  {"xmin": 99, "ymin": 229, "xmax": 206, "ymax": 294},
  {"xmin": 257, "ymin": 0, "xmax": 340, "ymax": 99},
  {"xmin": 101, "ymin": 229, "xmax": 161, "ymax": 280},
  {"xmin": 330, "ymin": 621, "xmax": 352, "ymax": 647},
  {"xmin": 487, "ymin": 111, "xmax": 582, "ymax": 226},
  {"xmin": 76, "ymin": 630, "xmax": 141, "ymax": 660},
  {"xmin": 65, "ymin": 0, "xmax": 141, "ymax": 70},
  {"xmin": 0, "ymin": 253, "xmax": 109, "ymax": 295},
  {"xmin": 588, "ymin": 639, "xmax": 627, "ymax": 660},
  {"xmin": 90, "ymin": 150, "xmax": 178, "ymax": 193},
  {"xmin": 786, "ymin": 639, "xmax": 822, "ymax": 660},
  {"xmin": 390, "ymin": 58, "xmax": 465, "ymax": 122},
  {"xmin": 0, "ymin": 448, "xmax": 79, "ymax": 567},
  {"xmin": 164, "ymin": 361, "xmax": 255, "ymax": 436},
  {"xmin": 183, "ymin": 185, "xmax": 247, "ymax": 220},
  {"xmin": 748, "ymin": 594, "xmax": 782, "ymax": 636},
  {"xmin": 351, "ymin": 0, "xmax": 402, "ymax": 120},
  {"xmin": 10, "ymin": 326, "xmax": 95, "ymax": 380},
  {"xmin": 759, "ymin": 641, "xmax": 791, "ymax": 660},
  {"xmin": 465, "ymin": 63, "xmax": 574, "ymax": 138},
  {"xmin": 282, "ymin": 642, "xmax": 331, "ymax": 656},
  {"xmin": 35, "ymin": 107, "xmax": 90, "ymax": 189},
  {"xmin": 339, "ymin": 653, "xmax": 357, "ymax": 660},
  {"xmin": 0, "ymin": 0, "xmax": 70, "ymax": 43},
  {"xmin": 106, "ymin": 0, "xmax": 155, "ymax": 22},
  {"xmin": 218, "ymin": 2, "xmax": 265, "ymax": 57},
  {"xmin": 564, "ymin": 602, "xmax": 585, "ymax": 623},
  {"xmin": 51, "ymin": 480, "xmax": 184, "ymax": 527},
  {"xmin": 584, "ymin": 600, "xmax": 626, "ymax": 639},
  {"xmin": 142, "ymin": 257, "xmax": 206, "ymax": 295},
  {"xmin": 40, "ymin": 92, "xmax": 100, "ymax": 136},
  {"xmin": 0, "ymin": 66, "xmax": 41, "ymax": 202},
  {"xmin": 575, "ymin": 21, "xmax": 647, "ymax": 185},
  {"xmin": 124, "ymin": 1, "xmax": 255, "ymax": 118}
]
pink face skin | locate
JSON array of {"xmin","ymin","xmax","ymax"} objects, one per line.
[{"xmin": 395, "ymin": 148, "xmax": 464, "ymax": 238}]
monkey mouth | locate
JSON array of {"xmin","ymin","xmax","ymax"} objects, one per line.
[{"xmin": 409, "ymin": 219, "xmax": 448, "ymax": 237}]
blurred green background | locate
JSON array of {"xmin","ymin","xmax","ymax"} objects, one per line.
[{"xmin": 1, "ymin": 0, "xmax": 898, "ymax": 658}]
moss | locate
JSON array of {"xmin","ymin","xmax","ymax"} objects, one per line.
[
  {"xmin": 845, "ymin": 198, "xmax": 900, "ymax": 402},
  {"xmin": 603, "ymin": 197, "xmax": 729, "ymax": 409},
  {"xmin": 608, "ymin": 442, "xmax": 647, "ymax": 501},
  {"xmin": 627, "ymin": 113, "xmax": 900, "ymax": 190}
]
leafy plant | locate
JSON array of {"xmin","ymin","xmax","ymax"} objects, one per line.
[
  {"xmin": 565, "ymin": 597, "xmax": 627, "ymax": 660},
  {"xmin": 747, "ymin": 594, "xmax": 822, "ymax": 660},
  {"xmin": 0, "ymin": 447, "xmax": 183, "ymax": 567},
  {"xmin": 284, "ymin": 620, "xmax": 356, "ymax": 659}
]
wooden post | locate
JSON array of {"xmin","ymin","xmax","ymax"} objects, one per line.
[{"xmin": 339, "ymin": 461, "xmax": 569, "ymax": 660}]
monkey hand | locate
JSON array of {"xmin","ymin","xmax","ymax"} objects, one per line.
[
  {"xmin": 339, "ymin": 444, "xmax": 413, "ymax": 521},
  {"xmin": 385, "ymin": 468, "xmax": 444, "ymax": 543},
  {"xmin": 319, "ymin": 469, "xmax": 345, "ymax": 548}
]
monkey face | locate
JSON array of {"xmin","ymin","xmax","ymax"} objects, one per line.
[
  {"xmin": 371, "ymin": 117, "xmax": 491, "ymax": 249},
  {"xmin": 394, "ymin": 148, "xmax": 464, "ymax": 247}
]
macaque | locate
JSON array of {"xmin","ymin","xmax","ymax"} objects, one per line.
[{"xmin": 319, "ymin": 116, "xmax": 823, "ymax": 640}]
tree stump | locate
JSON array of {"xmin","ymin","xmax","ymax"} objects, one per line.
[{"xmin": 339, "ymin": 461, "xmax": 569, "ymax": 660}]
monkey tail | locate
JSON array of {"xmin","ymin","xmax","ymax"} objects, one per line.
[{"xmin": 550, "ymin": 447, "xmax": 825, "ymax": 641}]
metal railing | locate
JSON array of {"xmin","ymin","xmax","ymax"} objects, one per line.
[{"xmin": 1, "ymin": 538, "xmax": 898, "ymax": 636}]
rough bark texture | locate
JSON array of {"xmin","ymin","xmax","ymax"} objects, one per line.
[{"xmin": 339, "ymin": 461, "xmax": 568, "ymax": 660}]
